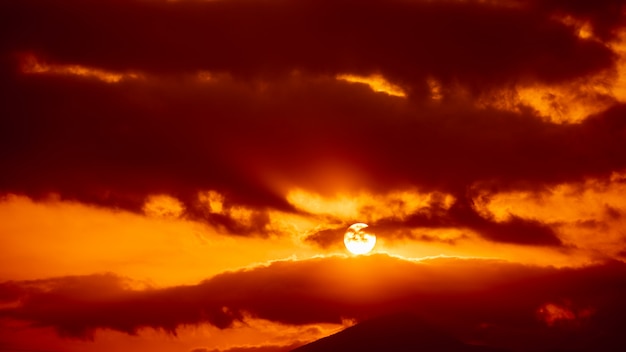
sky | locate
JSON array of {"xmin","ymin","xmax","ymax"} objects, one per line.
[{"xmin": 1, "ymin": 0, "xmax": 626, "ymax": 351}]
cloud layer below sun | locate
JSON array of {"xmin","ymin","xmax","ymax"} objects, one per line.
[{"xmin": 2, "ymin": 255, "xmax": 626, "ymax": 350}]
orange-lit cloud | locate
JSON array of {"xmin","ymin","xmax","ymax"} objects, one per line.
[
  {"xmin": 473, "ymin": 173, "xmax": 626, "ymax": 258},
  {"xmin": 475, "ymin": 75, "xmax": 617, "ymax": 124},
  {"xmin": 286, "ymin": 189, "xmax": 455, "ymax": 223},
  {"xmin": 19, "ymin": 53, "xmax": 141, "ymax": 83},
  {"xmin": 537, "ymin": 302, "xmax": 595, "ymax": 327},
  {"xmin": 336, "ymin": 73, "xmax": 407, "ymax": 97},
  {"xmin": 143, "ymin": 194, "xmax": 185, "ymax": 219}
]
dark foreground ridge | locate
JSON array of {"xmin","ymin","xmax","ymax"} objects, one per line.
[
  {"xmin": 291, "ymin": 311, "xmax": 626, "ymax": 352},
  {"xmin": 291, "ymin": 312, "xmax": 507, "ymax": 352}
]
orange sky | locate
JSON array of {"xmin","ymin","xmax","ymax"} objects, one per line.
[{"xmin": 2, "ymin": 1, "xmax": 626, "ymax": 351}]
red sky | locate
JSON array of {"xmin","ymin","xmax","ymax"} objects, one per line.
[{"xmin": 1, "ymin": 0, "xmax": 626, "ymax": 351}]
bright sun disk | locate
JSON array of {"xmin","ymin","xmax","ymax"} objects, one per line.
[{"xmin": 344, "ymin": 223, "xmax": 376, "ymax": 255}]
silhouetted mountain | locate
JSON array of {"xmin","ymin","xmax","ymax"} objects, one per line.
[{"xmin": 291, "ymin": 312, "xmax": 507, "ymax": 352}]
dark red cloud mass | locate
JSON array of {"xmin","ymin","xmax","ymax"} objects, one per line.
[
  {"xmin": 3, "ymin": 66, "xmax": 625, "ymax": 241},
  {"xmin": 1, "ymin": 255, "xmax": 625, "ymax": 350},
  {"xmin": 0, "ymin": 0, "xmax": 616, "ymax": 85},
  {"xmin": 1, "ymin": 1, "xmax": 626, "ymax": 245}
]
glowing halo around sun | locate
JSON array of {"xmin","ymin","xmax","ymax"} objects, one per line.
[{"xmin": 344, "ymin": 223, "xmax": 376, "ymax": 255}]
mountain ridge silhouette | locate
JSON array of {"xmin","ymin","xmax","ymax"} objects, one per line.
[{"xmin": 291, "ymin": 312, "xmax": 508, "ymax": 352}]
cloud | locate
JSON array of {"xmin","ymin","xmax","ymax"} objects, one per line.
[
  {"xmin": 306, "ymin": 191, "xmax": 562, "ymax": 247},
  {"xmin": 1, "ymin": 254, "xmax": 625, "ymax": 350},
  {"xmin": 0, "ymin": 0, "xmax": 617, "ymax": 88},
  {"xmin": 1, "ymin": 0, "xmax": 625, "ymax": 246},
  {"xmin": 446, "ymin": 192, "xmax": 563, "ymax": 245},
  {"xmin": 529, "ymin": 0, "xmax": 626, "ymax": 40},
  {"xmin": 2, "ymin": 70, "xmax": 626, "ymax": 208},
  {"xmin": 2, "ymin": 68, "xmax": 626, "ymax": 243}
]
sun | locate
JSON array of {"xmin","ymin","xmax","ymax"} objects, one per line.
[{"xmin": 344, "ymin": 223, "xmax": 376, "ymax": 255}]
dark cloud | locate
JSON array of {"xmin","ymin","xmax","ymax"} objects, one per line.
[
  {"xmin": 1, "ymin": 255, "xmax": 626, "ymax": 350},
  {"xmin": 446, "ymin": 193, "xmax": 562, "ymax": 245},
  {"xmin": 2, "ymin": 69, "xmax": 626, "ymax": 196},
  {"xmin": 1, "ymin": 0, "xmax": 625, "ymax": 243},
  {"xmin": 0, "ymin": 0, "xmax": 617, "ymax": 91},
  {"xmin": 2, "ymin": 69, "xmax": 626, "ymax": 239},
  {"xmin": 304, "ymin": 227, "xmax": 347, "ymax": 249},
  {"xmin": 529, "ymin": 0, "xmax": 626, "ymax": 40},
  {"xmin": 307, "ymin": 192, "xmax": 562, "ymax": 247},
  {"xmin": 605, "ymin": 205, "xmax": 622, "ymax": 219}
]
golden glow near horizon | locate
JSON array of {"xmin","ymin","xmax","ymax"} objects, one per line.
[
  {"xmin": 1, "ymin": 190, "xmax": 592, "ymax": 285},
  {"xmin": 0, "ymin": 194, "xmax": 320, "ymax": 286},
  {"xmin": 336, "ymin": 73, "xmax": 407, "ymax": 97},
  {"xmin": 0, "ymin": 182, "xmax": 618, "ymax": 290}
]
